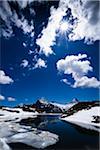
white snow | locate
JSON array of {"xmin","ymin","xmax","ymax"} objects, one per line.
[
  {"xmin": 61, "ymin": 106, "xmax": 100, "ymax": 132},
  {"xmin": 0, "ymin": 107, "xmax": 59, "ymax": 149},
  {"xmin": 0, "ymin": 122, "xmax": 59, "ymax": 149},
  {"xmin": 0, "ymin": 138, "xmax": 11, "ymax": 150},
  {"xmin": 50, "ymin": 102, "xmax": 77, "ymax": 111},
  {"xmin": 0, "ymin": 107, "xmax": 38, "ymax": 122},
  {"xmin": 8, "ymin": 130, "xmax": 58, "ymax": 149}
]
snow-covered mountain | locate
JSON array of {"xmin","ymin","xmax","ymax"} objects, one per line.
[
  {"xmin": 35, "ymin": 99, "xmax": 63, "ymax": 113},
  {"xmin": 35, "ymin": 99, "xmax": 78, "ymax": 113}
]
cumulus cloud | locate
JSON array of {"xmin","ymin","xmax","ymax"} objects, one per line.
[
  {"xmin": 0, "ymin": 70, "xmax": 14, "ymax": 84},
  {"xmin": 57, "ymin": 54, "xmax": 100, "ymax": 88},
  {"xmin": 57, "ymin": 54, "xmax": 92, "ymax": 78},
  {"xmin": 20, "ymin": 60, "xmax": 29, "ymax": 68},
  {"xmin": 8, "ymin": 97, "xmax": 16, "ymax": 101},
  {"xmin": 73, "ymin": 76, "xmax": 100, "ymax": 88},
  {"xmin": 34, "ymin": 58, "xmax": 47, "ymax": 69},
  {"xmin": 0, "ymin": 94, "xmax": 5, "ymax": 100}
]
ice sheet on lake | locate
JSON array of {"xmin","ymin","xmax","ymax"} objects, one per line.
[
  {"xmin": 0, "ymin": 138, "xmax": 11, "ymax": 150},
  {"xmin": 0, "ymin": 107, "xmax": 59, "ymax": 149},
  {"xmin": 61, "ymin": 106, "xmax": 100, "ymax": 132},
  {"xmin": 0, "ymin": 122, "xmax": 59, "ymax": 149}
]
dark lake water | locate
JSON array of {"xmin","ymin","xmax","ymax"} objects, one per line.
[{"xmin": 9, "ymin": 115, "xmax": 99, "ymax": 150}]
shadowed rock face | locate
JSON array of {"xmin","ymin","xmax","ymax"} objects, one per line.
[{"xmin": 35, "ymin": 100, "xmax": 63, "ymax": 113}]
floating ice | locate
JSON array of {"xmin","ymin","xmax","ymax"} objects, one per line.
[
  {"xmin": 0, "ymin": 107, "xmax": 59, "ymax": 149},
  {"xmin": 0, "ymin": 122, "xmax": 58, "ymax": 149},
  {"xmin": 0, "ymin": 138, "xmax": 11, "ymax": 150},
  {"xmin": 8, "ymin": 130, "xmax": 58, "ymax": 149}
]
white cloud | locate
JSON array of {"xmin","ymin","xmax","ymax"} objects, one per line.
[
  {"xmin": 23, "ymin": 42, "xmax": 27, "ymax": 47},
  {"xmin": 28, "ymin": 50, "xmax": 34, "ymax": 55},
  {"xmin": 57, "ymin": 54, "xmax": 92, "ymax": 78},
  {"xmin": 73, "ymin": 76, "xmax": 100, "ymax": 88},
  {"xmin": 15, "ymin": 0, "xmax": 30, "ymax": 9},
  {"xmin": 12, "ymin": 12, "xmax": 34, "ymax": 35},
  {"xmin": 21, "ymin": 60, "xmax": 29, "ymax": 68},
  {"xmin": 0, "ymin": 1, "xmax": 34, "ymax": 38},
  {"xmin": 34, "ymin": 58, "xmax": 47, "ymax": 69},
  {"xmin": 8, "ymin": 97, "xmax": 16, "ymax": 101},
  {"xmin": 36, "ymin": 0, "xmax": 100, "ymax": 56},
  {"xmin": 0, "ymin": 70, "xmax": 14, "ymax": 84},
  {"xmin": 0, "ymin": 94, "xmax": 5, "ymax": 100},
  {"xmin": 1, "ymin": 0, "xmax": 99, "ymax": 45},
  {"xmin": 57, "ymin": 54, "xmax": 100, "ymax": 88},
  {"xmin": 36, "ymin": 1, "xmax": 68, "ymax": 56},
  {"xmin": 60, "ymin": 79, "xmax": 71, "ymax": 85},
  {"xmin": 59, "ymin": 20, "xmax": 72, "ymax": 34},
  {"xmin": 67, "ymin": 0, "xmax": 100, "ymax": 43}
]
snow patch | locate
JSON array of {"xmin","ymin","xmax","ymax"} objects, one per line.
[{"xmin": 0, "ymin": 107, "xmax": 38, "ymax": 122}]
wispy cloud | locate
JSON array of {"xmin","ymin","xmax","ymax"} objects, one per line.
[
  {"xmin": 36, "ymin": 1, "xmax": 67, "ymax": 56},
  {"xmin": 8, "ymin": 97, "xmax": 16, "ymax": 101},
  {"xmin": 57, "ymin": 54, "xmax": 100, "ymax": 88},
  {"xmin": 11, "ymin": 0, "xmax": 33, "ymax": 9},
  {"xmin": 20, "ymin": 59, "xmax": 29, "ymax": 68},
  {"xmin": 0, "ymin": 1, "xmax": 34, "ymax": 38},
  {"xmin": 23, "ymin": 42, "xmax": 27, "ymax": 47},
  {"xmin": 0, "ymin": 70, "xmax": 14, "ymax": 84},
  {"xmin": 60, "ymin": 79, "xmax": 71, "ymax": 85},
  {"xmin": 67, "ymin": 0, "xmax": 100, "ymax": 44},
  {"xmin": 28, "ymin": 50, "xmax": 34, "ymax": 55}
]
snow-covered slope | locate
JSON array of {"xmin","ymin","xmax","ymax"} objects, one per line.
[
  {"xmin": 61, "ymin": 106, "xmax": 100, "ymax": 132},
  {"xmin": 0, "ymin": 107, "xmax": 38, "ymax": 122},
  {"xmin": 50, "ymin": 102, "xmax": 77, "ymax": 111}
]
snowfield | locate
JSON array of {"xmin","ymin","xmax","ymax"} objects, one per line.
[
  {"xmin": 0, "ymin": 107, "xmax": 59, "ymax": 149},
  {"xmin": 61, "ymin": 106, "xmax": 100, "ymax": 132}
]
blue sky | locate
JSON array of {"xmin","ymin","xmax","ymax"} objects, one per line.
[{"xmin": 0, "ymin": 0, "xmax": 100, "ymax": 106}]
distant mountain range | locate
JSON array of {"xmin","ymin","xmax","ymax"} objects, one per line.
[
  {"xmin": 1, "ymin": 98, "xmax": 99, "ymax": 115},
  {"xmin": 15, "ymin": 98, "xmax": 78, "ymax": 113}
]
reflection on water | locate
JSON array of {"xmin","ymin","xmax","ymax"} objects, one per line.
[
  {"xmin": 14, "ymin": 115, "xmax": 99, "ymax": 150},
  {"xmin": 20, "ymin": 115, "xmax": 59, "ymax": 130}
]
